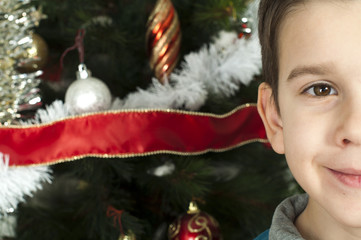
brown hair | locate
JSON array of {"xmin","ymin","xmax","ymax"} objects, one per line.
[{"xmin": 258, "ymin": 0, "xmax": 304, "ymax": 107}]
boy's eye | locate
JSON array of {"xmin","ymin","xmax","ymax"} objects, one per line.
[{"xmin": 304, "ymin": 83, "xmax": 337, "ymax": 97}]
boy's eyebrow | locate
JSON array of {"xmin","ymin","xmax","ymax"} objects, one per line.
[{"xmin": 287, "ymin": 63, "xmax": 333, "ymax": 81}]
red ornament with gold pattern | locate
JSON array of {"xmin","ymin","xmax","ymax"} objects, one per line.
[
  {"xmin": 146, "ymin": 0, "xmax": 181, "ymax": 83},
  {"xmin": 168, "ymin": 201, "xmax": 222, "ymax": 240}
]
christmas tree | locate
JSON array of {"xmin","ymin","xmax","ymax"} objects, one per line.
[{"xmin": 0, "ymin": 0, "xmax": 299, "ymax": 239}]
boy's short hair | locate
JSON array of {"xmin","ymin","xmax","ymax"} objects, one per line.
[{"xmin": 258, "ymin": 0, "xmax": 304, "ymax": 107}]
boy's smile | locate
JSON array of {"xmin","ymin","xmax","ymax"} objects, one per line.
[
  {"xmin": 258, "ymin": 0, "xmax": 361, "ymax": 239},
  {"xmin": 330, "ymin": 168, "xmax": 361, "ymax": 188}
]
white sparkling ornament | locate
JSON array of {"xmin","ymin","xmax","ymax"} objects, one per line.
[{"xmin": 65, "ymin": 64, "xmax": 112, "ymax": 114}]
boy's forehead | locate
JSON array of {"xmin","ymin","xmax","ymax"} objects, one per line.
[{"xmin": 277, "ymin": 1, "xmax": 361, "ymax": 81}]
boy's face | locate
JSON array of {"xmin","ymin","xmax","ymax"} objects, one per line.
[{"xmin": 258, "ymin": 0, "xmax": 361, "ymax": 232}]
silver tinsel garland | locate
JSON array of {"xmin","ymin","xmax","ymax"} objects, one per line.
[
  {"xmin": 0, "ymin": 0, "xmax": 44, "ymax": 125},
  {"xmin": 0, "ymin": 1, "xmax": 51, "ymax": 237}
]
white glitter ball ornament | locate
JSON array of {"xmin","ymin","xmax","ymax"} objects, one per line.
[{"xmin": 65, "ymin": 64, "xmax": 112, "ymax": 114}]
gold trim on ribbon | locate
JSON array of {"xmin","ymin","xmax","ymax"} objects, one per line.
[
  {"xmin": 4, "ymin": 103, "xmax": 257, "ymax": 129},
  {"xmin": 14, "ymin": 138, "xmax": 268, "ymax": 168}
]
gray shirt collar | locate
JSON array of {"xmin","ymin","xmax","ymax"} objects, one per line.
[{"xmin": 269, "ymin": 194, "xmax": 308, "ymax": 240}]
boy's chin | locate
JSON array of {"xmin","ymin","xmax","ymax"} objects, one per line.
[{"xmin": 322, "ymin": 195, "xmax": 361, "ymax": 229}]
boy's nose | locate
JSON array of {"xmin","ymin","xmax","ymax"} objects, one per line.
[{"xmin": 334, "ymin": 101, "xmax": 361, "ymax": 147}]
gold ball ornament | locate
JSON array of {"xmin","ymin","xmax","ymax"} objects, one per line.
[
  {"xmin": 118, "ymin": 231, "xmax": 136, "ymax": 240},
  {"xmin": 146, "ymin": 0, "xmax": 181, "ymax": 83},
  {"xmin": 17, "ymin": 33, "xmax": 49, "ymax": 73},
  {"xmin": 0, "ymin": 58, "xmax": 15, "ymax": 71}
]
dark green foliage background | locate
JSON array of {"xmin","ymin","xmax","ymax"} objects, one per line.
[{"xmin": 15, "ymin": 0, "xmax": 298, "ymax": 239}]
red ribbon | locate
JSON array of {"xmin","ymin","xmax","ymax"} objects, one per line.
[
  {"xmin": 106, "ymin": 205, "xmax": 124, "ymax": 234},
  {"xmin": 0, "ymin": 104, "xmax": 267, "ymax": 167}
]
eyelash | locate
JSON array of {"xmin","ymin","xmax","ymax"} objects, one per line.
[{"xmin": 302, "ymin": 82, "xmax": 338, "ymax": 97}]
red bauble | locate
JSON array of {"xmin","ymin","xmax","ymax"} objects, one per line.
[{"xmin": 168, "ymin": 202, "xmax": 222, "ymax": 240}]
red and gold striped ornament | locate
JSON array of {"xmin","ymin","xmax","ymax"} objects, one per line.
[
  {"xmin": 146, "ymin": 0, "xmax": 181, "ymax": 83},
  {"xmin": 168, "ymin": 202, "xmax": 222, "ymax": 240}
]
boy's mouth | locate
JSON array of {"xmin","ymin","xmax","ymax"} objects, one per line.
[{"xmin": 329, "ymin": 168, "xmax": 361, "ymax": 188}]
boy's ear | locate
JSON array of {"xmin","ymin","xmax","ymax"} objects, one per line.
[{"xmin": 257, "ymin": 82, "xmax": 285, "ymax": 154}]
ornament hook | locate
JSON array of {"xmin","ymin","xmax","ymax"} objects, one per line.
[{"xmin": 60, "ymin": 29, "xmax": 86, "ymax": 69}]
